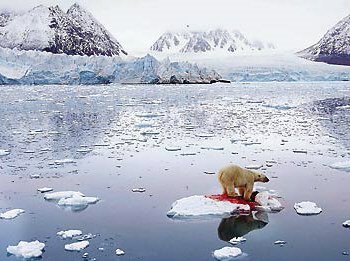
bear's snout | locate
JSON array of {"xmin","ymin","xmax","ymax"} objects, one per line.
[{"xmin": 264, "ymin": 177, "xmax": 270, "ymax": 182}]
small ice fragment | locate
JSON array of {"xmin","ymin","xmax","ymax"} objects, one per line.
[
  {"xmin": 204, "ymin": 171, "xmax": 215, "ymax": 175},
  {"xmin": 201, "ymin": 146, "xmax": 224, "ymax": 150},
  {"xmin": 82, "ymin": 252, "xmax": 89, "ymax": 258},
  {"xmin": 58, "ymin": 195, "xmax": 99, "ymax": 206},
  {"xmin": 165, "ymin": 146, "xmax": 181, "ymax": 151},
  {"xmin": 195, "ymin": 133, "xmax": 215, "ymax": 138},
  {"xmin": 0, "ymin": 209, "xmax": 25, "ymax": 219},
  {"xmin": 98, "ymin": 247, "xmax": 104, "ymax": 251},
  {"xmin": 30, "ymin": 174, "xmax": 40, "ymax": 179},
  {"xmin": 213, "ymin": 246, "xmax": 242, "ymax": 260},
  {"xmin": 294, "ymin": 201, "xmax": 322, "ymax": 215},
  {"xmin": 57, "ymin": 230, "xmax": 83, "ymax": 239},
  {"xmin": 7, "ymin": 240, "xmax": 45, "ymax": 258},
  {"xmin": 229, "ymin": 237, "xmax": 246, "ymax": 245},
  {"xmin": 54, "ymin": 158, "xmax": 76, "ymax": 165},
  {"xmin": 77, "ymin": 233, "xmax": 95, "ymax": 241},
  {"xmin": 44, "ymin": 191, "xmax": 85, "ymax": 200},
  {"xmin": 115, "ymin": 249, "xmax": 125, "ymax": 256},
  {"xmin": 342, "ymin": 220, "xmax": 350, "ymax": 228},
  {"xmin": 132, "ymin": 188, "xmax": 146, "ymax": 193},
  {"xmin": 274, "ymin": 240, "xmax": 287, "ymax": 245},
  {"xmin": 65, "ymin": 241, "xmax": 89, "ymax": 251},
  {"xmin": 0, "ymin": 149, "xmax": 10, "ymax": 156},
  {"xmin": 77, "ymin": 148, "xmax": 92, "ymax": 153},
  {"xmin": 329, "ymin": 161, "xmax": 350, "ymax": 172},
  {"xmin": 37, "ymin": 187, "xmax": 53, "ymax": 193},
  {"xmin": 293, "ymin": 150, "xmax": 307, "ymax": 154},
  {"xmin": 245, "ymin": 165, "xmax": 263, "ymax": 170}
]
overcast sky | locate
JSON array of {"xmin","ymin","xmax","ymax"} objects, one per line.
[{"xmin": 1, "ymin": 0, "xmax": 349, "ymax": 54}]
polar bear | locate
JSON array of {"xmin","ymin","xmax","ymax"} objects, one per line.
[{"xmin": 218, "ymin": 164, "xmax": 269, "ymax": 201}]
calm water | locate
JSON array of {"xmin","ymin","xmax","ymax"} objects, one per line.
[{"xmin": 0, "ymin": 82, "xmax": 349, "ymax": 261}]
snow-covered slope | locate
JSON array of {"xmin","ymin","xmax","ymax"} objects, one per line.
[
  {"xmin": 298, "ymin": 14, "xmax": 350, "ymax": 66},
  {"xmin": 150, "ymin": 29, "xmax": 275, "ymax": 54},
  {"xmin": 0, "ymin": 4, "xmax": 127, "ymax": 56},
  {"xmin": 0, "ymin": 48, "xmax": 221, "ymax": 85}
]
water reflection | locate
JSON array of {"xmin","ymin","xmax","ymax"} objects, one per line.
[{"xmin": 218, "ymin": 212, "xmax": 268, "ymax": 241}]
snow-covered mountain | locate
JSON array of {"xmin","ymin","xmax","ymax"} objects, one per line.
[
  {"xmin": 150, "ymin": 29, "xmax": 275, "ymax": 54},
  {"xmin": 0, "ymin": 47, "xmax": 221, "ymax": 85},
  {"xmin": 298, "ymin": 14, "xmax": 350, "ymax": 66},
  {"xmin": 0, "ymin": 3, "xmax": 127, "ymax": 56}
]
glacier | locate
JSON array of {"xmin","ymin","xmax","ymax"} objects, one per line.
[{"xmin": 0, "ymin": 47, "xmax": 221, "ymax": 85}]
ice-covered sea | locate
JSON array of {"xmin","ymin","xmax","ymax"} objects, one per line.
[{"xmin": 0, "ymin": 82, "xmax": 349, "ymax": 260}]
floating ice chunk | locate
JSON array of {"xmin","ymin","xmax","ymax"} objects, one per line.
[
  {"xmin": 0, "ymin": 149, "xmax": 10, "ymax": 156},
  {"xmin": 329, "ymin": 161, "xmax": 350, "ymax": 172},
  {"xmin": 44, "ymin": 191, "xmax": 85, "ymax": 200},
  {"xmin": 115, "ymin": 249, "xmax": 125, "ymax": 256},
  {"xmin": 342, "ymin": 220, "xmax": 350, "ymax": 228},
  {"xmin": 58, "ymin": 195, "xmax": 99, "ymax": 206},
  {"xmin": 255, "ymin": 191, "xmax": 283, "ymax": 212},
  {"xmin": 165, "ymin": 146, "xmax": 181, "ymax": 151},
  {"xmin": 195, "ymin": 133, "xmax": 215, "ymax": 138},
  {"xmin": 201, "ymin": 146, "xmax": 224, "ymax": 150},
  {"xmin": 294, "ymin": 201, "xmax": 322, "ymax": 215},
  {"xmin": 229, "ymin": 237, "xmax": 246, "ymax": 245},
  {"xmin": 132, "ymin": 188, "xmax": 146, "ymax": 193},
  {"xmin": 0, "ymin": 209, "xmax": 25, "ymax": 219},
  {"xmin": 245, "ymin": 165, "xmax": 263, "ymax": 170},
  {"xmin": 7, "ymin": 240, "xmax": 45, "ymax": 258},
  {"xmin": 64, "ymin": 241, "xmax": 89, "ymax": 251},
  {"xmin": 274, "ymin": 240, "xmax": 287, "ymax": 245},
  {"xmin": 167, "ymin": 195, "xmax": 250, "ymax": 219},
  {"xmin": 57, "ymin": 230, "xmax": 83, "ymax": 239},
  {"xmin": 54, "ymin": 158, "xmax": 76, "ymax": 165},
  {"xmin": 213, "ymin": 246, "xmax": 242, "ymax": 260},
  {"xmin": 37, "ymin": 187, "xmax": 53, "ymax": 193}
]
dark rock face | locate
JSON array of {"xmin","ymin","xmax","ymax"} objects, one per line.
[
  {"xmin": 298, "ymin": 14, "xmax": 350, "ymax": 66},
  {"xmin": 0, "ymin": 3, "xmax": 127, "ymax": 57}
]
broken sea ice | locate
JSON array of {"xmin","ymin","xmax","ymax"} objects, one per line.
[
  {"xmin": 294, "ymin": 201, "xmax": 322, "ymax": 215},
  {"xmin": 7, "ymin": 240, "xmax": 45, "ymax": 258},
  {"xmin": 64, "ymin": 241, "xmax": 89, "ymax": 251},
  {"xmin": 213, "ymin": 246, "xmax": 242, "ymax": 260},
  {"xmin": 0, "ymin": 209, "xmax": 25, "ymax": 219}
]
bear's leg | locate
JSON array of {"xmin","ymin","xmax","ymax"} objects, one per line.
[
  {"xmin": 221, "ymin": 183, "xmax": 227, "ymax": 195},
  {"xmin": 226, "ymin": 185, "xmax": 237, "ymax": 197},
  {"xmin": 243, "ymin": 187, "xmax": 253, "ymax": 201},
  {"xmin": 238, "ymin": 187, "xmax": 245, "ymax": 196}
]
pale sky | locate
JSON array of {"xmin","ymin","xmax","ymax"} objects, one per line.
[{"xmin": 0, "ymin": 0, "xmax": 349, "ymax": 54}]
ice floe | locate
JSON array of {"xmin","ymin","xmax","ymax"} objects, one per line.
[
  {"xmin": 329, "ymin": 161, "xmax": 350, "ymax": 172},
  {"xmin": 0, "ymin": 209, "xmax": 25, "ymax": 219},
  {"xmin": 294, "ymin": 201, "xmax": 322, "ymax": 215},
  {"xmin": 213, "ymin": 246, "xmax": 242, "ymax": 260},
  {"xmin": 342, "ymin": 220, "xmax": 350, "ymax": 228},
  {"xmin": 57, "ymin": 230, "xmax": 83, "ymax": 239},
  {"xmin": 167, "ymin": 195, "xmax": 250, "ymax": 219},
  {"xmin": 132, "ymin": 188, "xmax": 146, "ymax": 193},
  {"xmin": 229, "ymin": 237, "xmax": 246, "ymax": 245},
  {"xmin": 255, "ymin": 191, "xmax": 283, "ymax": 212},
  {"xmin": 7, "ymin": 240, "xmax": 45, "ymax": 258},
  {"xmin": 44, "ymin": 191, "xmax": 84, "ymax": 200},
  {"xmin": 65, "ymin": 241, "xmax": 89, "ymax": 251},
  {"xmin": 58, "ymin": 195, "xmax": 99, "ymax": 206},
  {"xmin": 44, "ymin": 191, "xmax": 99, "ymax": 210},
  {"xmin": 115, "ymin": 249, "xmax": 125, "ymax": 256},
  {"xmin": 274, "ymin": 240, "xmax": 287, "ymax": 246},
  {"xmin": 37, "ymin": 187, "xmax": 53, "ymax": 193}
]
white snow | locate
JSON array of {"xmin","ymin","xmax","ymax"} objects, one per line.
[
  {"xmin": 7, "ymin": 240, "xmax": 45, "ymax": 258},
  {"xmin": 57, "ymin": 230, "xmax": 83, "ymax": 239},
  {"xmin": 58, "ymin": 195, "xmax": 99, "ymax": 206},
  {"xmin": 64, "ymin": 240, "xmax": 89, "ymax": 251},
  {"xmin": 342, "ymin": 220, "xmax": 350, "ymax": 228},
  {"xmin": 255, "ymin": 191, "xmax": 283, "ymax": 212},
  {"xmin": 167, "ymin": 195, "xmax": 250, "ymax": 219},
  {"xmin": 0, "ymin": 149, "xmax": 10, "ymax": 156},
  {"xmin": 0, "ymin": 209, "xmax": 25, "ymax": 219},
  {"xmin": 294, "ymin": 201, "xmax": 322, "ymax": 215},
  {"xmin": 37, "ymin": 187, "xmax": 53, "ymax": 193},
  {"xmin": 329, "ymin": 161, "xmax": 350, "ymax": 172},
  {"xmin": 115, "ymin": 249, "xmax": 125, "ymax": 256},
  {"xmin": 44, "ymin": 191, "xmax": 84, "ymax": 200},
  {"xmin": 213, "ymin": 246, "xmax": 242, "ymax": 260}
]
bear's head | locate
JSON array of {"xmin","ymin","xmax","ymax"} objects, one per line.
[{"xmin": 253, "ymin": 172, "xmax": 269, "ymax": 183}]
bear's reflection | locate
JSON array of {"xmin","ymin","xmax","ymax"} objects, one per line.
[{"xmin": 218, "ymin": 212, "xmax": 269, "ymax": 241}]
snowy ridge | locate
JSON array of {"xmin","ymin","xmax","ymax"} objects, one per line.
[
  {"xmin": 0, "ymin": 3, "xmax": 126, "ymax": 56},
  {"xmin": 298, "ymin": 14, "xmax": 350, "ymax": 66},
  {"xmin": 0, "ymin": 47, "xmax": 221, "ymax": 85},
  {"xmin": 150, "ymin": 29, "xmax": 275, "ymax": 54}
]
